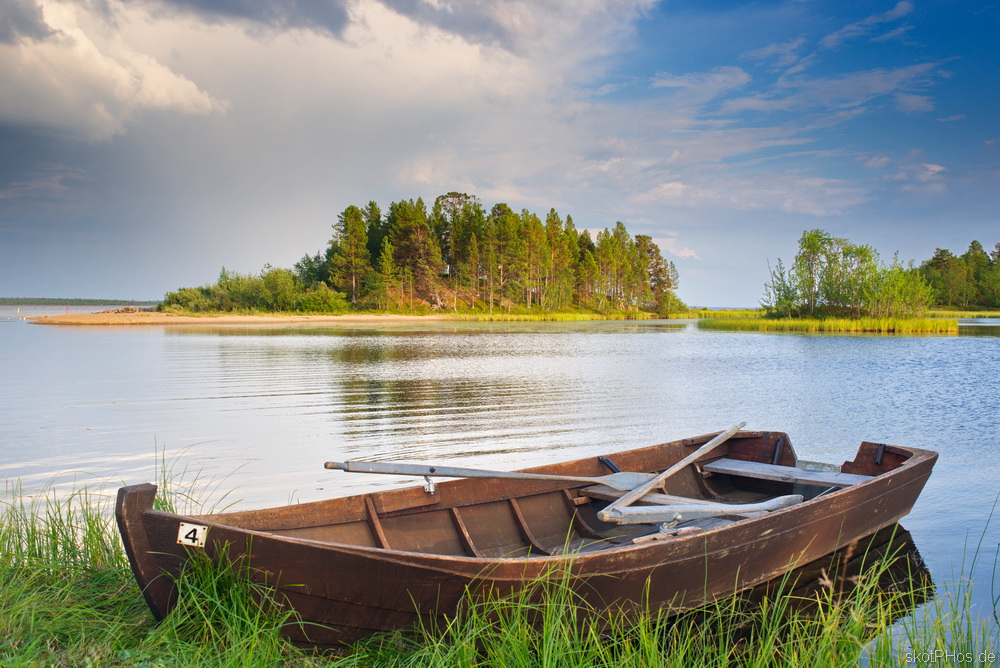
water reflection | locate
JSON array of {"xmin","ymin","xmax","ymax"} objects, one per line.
[
  {"xmin": 958, "ymin": 319, "xmax": 1000, "ymax": 337},
  {"xmin": 741, "ymin": 524, "xmax": 930, "ymax": 613}
]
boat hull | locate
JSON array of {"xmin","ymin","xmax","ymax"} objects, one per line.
[{"xmin": 116, "ymin": 431, "xmax": 937, "ymax": 647}]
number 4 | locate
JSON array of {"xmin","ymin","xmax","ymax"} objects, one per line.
[{"xmin": 176, "ymin": 522, "xmax": 208, "ymax": 548}]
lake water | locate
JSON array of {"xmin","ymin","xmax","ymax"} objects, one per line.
[{"xmin": 2, "ymin": 306, "xmax": 999, "ymax": 616}]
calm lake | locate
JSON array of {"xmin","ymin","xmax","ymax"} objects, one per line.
[{"xmin": 3, "ymin": 306, "xmax": 999, "ymax": 616}]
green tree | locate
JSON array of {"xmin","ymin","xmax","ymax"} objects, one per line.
[
  {"xmin": 761, "ymin": 258, "xmax": 798, "ymax": 317},
  {"xmin": 763, "ymin": 230, "xmax": 931, "ymax": 318},
  {"xmin": 374, "ymin": 238, "xmax": 399, "ymax": 309},
  {"xmin": 330, "ymin": 205, "xmax": 372, "ymax": 303},
  {"xmin": 962, "ymin": 241, "xmax": 991, "ymax": 305},
  {"xmin": 920, "ymin": 248, "xmax": 972, "ymax": 306},
  {"xmin": 363, "ymin": 201, "xmax": 388, "ymax": 267},
  {"xmin": 793, "ymin": 229, "xmax": 833, "ymax": 315},
  {"xmin": 388, "ymin": 198, "xmax": 445, "ymax": 304}
]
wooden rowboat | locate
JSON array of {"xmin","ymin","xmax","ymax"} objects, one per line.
[{"xmin": 116, "ymin": 427, "xmax": 936, "ymax": 647}]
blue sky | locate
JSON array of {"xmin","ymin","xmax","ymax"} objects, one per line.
[{"xmin": 1, "ymin": 0, "xmax": 997, "ymax": 306}]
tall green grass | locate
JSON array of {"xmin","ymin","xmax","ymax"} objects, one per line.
[
  {"xmin": 344, "ymin": 533, "xmax": 938, "ymax": 667},
  {"xmin": 697, "ymin": 316, "xmax": 959, "ymax": 334},
  {"xmin": 2, "ymin": 477, "xmax": 996, "ymax": 666},
  {"xmin": 0, "ymin": 479, "xmax": 318, "ymax": 667}
]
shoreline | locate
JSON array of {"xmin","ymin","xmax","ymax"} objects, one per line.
[{"xmin": 29, "ymin": 311, "xmax": 448, "ymax": 327}]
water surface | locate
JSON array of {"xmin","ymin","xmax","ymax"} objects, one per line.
[{"xmin": 2, "ymin": 308, "xmax": 998, "ymax": 615}]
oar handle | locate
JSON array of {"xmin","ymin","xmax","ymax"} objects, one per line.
[{"xmin": 325, "ymin": 460, "xmax": 595, "ymax": 484}]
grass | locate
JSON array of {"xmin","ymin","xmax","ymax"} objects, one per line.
[
  {"xmin": 445, "ymin": 311, "xmax": 657, "ymax": 322},
  {"xmin": 697, "ymin": 316, "xmax": 960, "ymax": 334},
  {"xmin": 2, "ymin": 477, "xmax": 996, "ymax": 667},
  {"xmin": 928, "ymin": 309, "xmax": 1000, "ymax": 319},
  {"xmin": 677, "ymin": 308, "xmax": 763, "ymax": 320}
]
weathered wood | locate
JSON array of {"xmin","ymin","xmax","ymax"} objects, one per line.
[
  {"xmin": 580, "ymin": 484, "xmax": 729, "ymax": 506},
  {"xmin": 327, "ymin": 460, "xmax": 656, "ymax": 492},
  {"xmin": 703, "ymin": 458, "xmax": 872, "ymax": 488},
  {"xmin": 600, "ymin": 494, "xmax": 804, "ymax": 525},
  {"xmin": 598, "ymin": 422, "xmax": 745, "ymax": 522},
  {"xmin": 364, "ymin": 496, "xmax": 390, "ymax": 549},
  {"xmin": 116, "ymin": 430, "xmax": 937, "ymax": 647}
]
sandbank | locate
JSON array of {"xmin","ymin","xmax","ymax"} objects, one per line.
[{"xmin": 30, "ymin": 311, "xmax": 447, "ymax": 327}]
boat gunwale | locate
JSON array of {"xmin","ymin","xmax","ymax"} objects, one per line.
[{"xmin": 149, "ymin": 441, "xmax": 938, "ymax": 566}]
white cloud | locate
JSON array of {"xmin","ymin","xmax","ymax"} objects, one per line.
[
  {"xmin": 652, "ymin": 66, "xmax": 751, "ymax": 93},
  {"xmin": 0, "ymin": 163, "xmax": 83, "ymax": 200},
  {"xmin": 0, "ymin": 0, "xmax": 225, "ymax": 141},
  {"xmin": 740, "ymin": 38, "xmax": 805, "ymax": 71},
  {"xmin": 861, "ymin": 155, "xmax": 892, "ymax": 170},
  {"xmin": 655, "ymin": 234, "xmax": 699, "ymax": 260},
  {"xmin": 887, "ymin": 155, "xmax": 947, "ymax": 194},
  {"xmin": 820, "ymin": 1, "xmax": 913, "ymax": 50},
  {"xmin": 722, "ymin": 63, "xmax": 939, "ymax": 114},
  {"xmin": 894, "ymin": 92, "xmax": 933, "ymax": 113}
]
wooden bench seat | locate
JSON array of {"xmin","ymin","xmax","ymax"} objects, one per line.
[{"xmin": 702, "ymin": 458, "xmax": 872, "ymax": 488}]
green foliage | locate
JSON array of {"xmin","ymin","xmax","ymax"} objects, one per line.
[
  {"xmin": 761, "ymin": 230, "xmax": 933, "ymax": 319},
  {"xmin": 161, "ymin": 194, "xmax": 683, "ymax": 318},
  {"xmin": 161, "ymin": 266, "xmax": 349, "ymax": 314},
  {"xmin": 919, "ymin": 241, "xmax": 1000, "ymax": 308},
  {"xmin": 329, "ymin": 205, "xmax": 372, "ymax": 303}
]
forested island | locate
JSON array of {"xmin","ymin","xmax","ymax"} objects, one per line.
[
  {"xmin": 161, "ymin": 193, "xmax": 684, "ymax": 318},
  {"xmin": 758, "ymin": 230, "xmax": 1000, "ymax": 318},
  {"xmin": 156, "ymin": 192, "xmax": 997, "ymax": 329}
]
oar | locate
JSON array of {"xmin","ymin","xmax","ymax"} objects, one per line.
[
  {"xmin": 597, "ymin": 421, "xmax": 746, "ymax": 523},
  {"xmin": 324, "ymin": 460, "xmax": 657, "ymax": 492}
]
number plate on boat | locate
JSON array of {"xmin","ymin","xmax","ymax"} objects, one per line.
[{"xmin": 177, "ymin": 522, "xmax": 208, "ymax": 548}]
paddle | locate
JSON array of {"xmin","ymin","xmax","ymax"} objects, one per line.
[
  {"xmin": 324, "ymin": 460, "xmax": 657, "ymax": 492},
  {"xmin": 597, "ymin": 421, "xmax": 746, "ymax": 523}
]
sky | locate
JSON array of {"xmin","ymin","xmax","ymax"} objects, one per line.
[{"xmin": 1, "ymin": 0, "xmax": 997, "ymax": 307}]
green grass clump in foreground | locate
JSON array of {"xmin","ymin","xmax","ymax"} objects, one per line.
[
  {"xmin": 3, "ymin": 479, "xmax": 997, "ymax": 667},
  {"xmin": 697, "ymin": 316, "xmax": 959, "ymax": 334}
]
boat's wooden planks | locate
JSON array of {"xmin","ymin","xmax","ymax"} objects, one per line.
[
  {"xmin": 454, "ymin": 500, "xmax": 533, "ymax": 557},
  {"xmin": 703, "ymin": 458, "xmax": 872, "ymax": 487}
]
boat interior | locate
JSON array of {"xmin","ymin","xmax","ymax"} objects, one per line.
[{"xmin": 202, "ymin": 432, "xmax": 910, "ymax": 559}]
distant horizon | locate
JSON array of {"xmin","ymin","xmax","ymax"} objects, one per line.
[{"xmin": 0, "ymin": 298, "xmax": 159, "ymax": 305}]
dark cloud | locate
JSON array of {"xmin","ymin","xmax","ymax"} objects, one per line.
[
  {"xmin": 155, "ymin": 0, "xmax": 352, "ymax": 37},
  {"xmin": 153, "ymin": 0, "xmax": 522, "ymax": 50},
  {"xmin": 379, "ymin": 0, "xmax": 517, "ymax": 50},
  {"xmin": 0, "ymin": 0, "xmax": 53, "ymax": 43}
]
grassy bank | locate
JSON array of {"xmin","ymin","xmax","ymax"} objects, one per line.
[
  {"xmin": 2, "ymin": 480, "xmax": 996, "ymax": 667},
  {"xmin": 445, "ymin": 310, "xmax": 658, "ymax": 322},
  {"xmin": 697, "ymin": 317, "xmax": 960, "ymax": 334}
]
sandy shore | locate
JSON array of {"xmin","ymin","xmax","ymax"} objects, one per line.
[{"xmin": 29, "ymin": 311, "xmax": 448, "ymax": 327}]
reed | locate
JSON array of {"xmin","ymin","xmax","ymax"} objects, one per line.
[{"xmin": 697, "ymin": 317, "xmax": 959, "ymax": 334}]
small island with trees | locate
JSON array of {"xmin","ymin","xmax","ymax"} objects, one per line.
[
  {"xmin": 161, "ymin": 193, "xmax": 684, "ymax": 320},
  {"xmin": 87, "ymin": 191, "xmax": 996, "ymax": 333}
]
